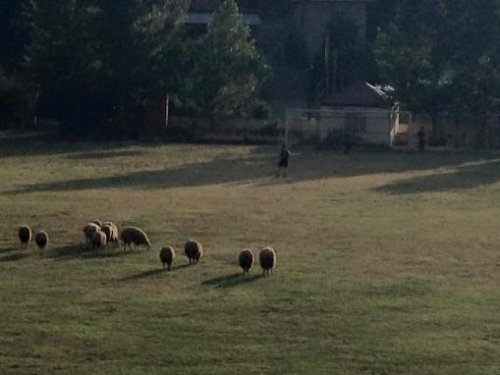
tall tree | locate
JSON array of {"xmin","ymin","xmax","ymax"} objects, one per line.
[
  {"xmin": 375, "ymin": 0, "xmax": 500, "ymax": 146},
  {"xmin": 447, "ymin": 0, "xmax": 500, "ymax": 146},
  {"xmin": 187, "ymin": 0, "xmax": 268, "ymax": 127},
  {"xmin": 0, "ymin": 0, "xmax": 26, "ymax": 73},
  {"xmin": 24, "ymin": 0, "xmax": 189, "ymax": 134},
  {"xmin": 24, "ymin": 0, "xmax": 106, "ymax": 132},
  {"xmin": 133, "ymin": 0, "xmax": 190, "ymax": 100},
  {"xmin": 308, "ymin": 11, "xmax": 376, "ymax": 105},
  {"xmin": 0, "ymin": 0, "xmax": 32, "ymax": 128}
]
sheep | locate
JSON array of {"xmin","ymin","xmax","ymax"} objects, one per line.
[
  {"xmin": 120, "ymin": 227, "xmax": 151, "ymax": 251},
  {"xmin": 91, "ymin": 230, "xmax": 107, "ymax": 250},
  {"xmin": 159, "ymin": 246, "xmax": 175, "ymax": 271},
  {"xmin": 184, "ymin": 240, "xmax": 203, "ymax": 265},
  {"xmin": 35, "ymin": 231, "xmax": 49, "ymax": 251},
  {"xmin": 102, "ymin": 222, "xmax": 119, "ymax": 235},
  {"xmin": 259, "ymin": 247, "xmax": 276, "ymax": 277},
  {"xmin": 18, "ymin": 225, "xmax": 32, "ymax": 249},
  {"xmin": 83, "ymin": 223, "xmax": 101, "ymax": 243},
  {"xmin": 101, "ymin": 223, "xmax": 119, "ymax": 246},
  {"xmin": 90, "ymin": 219, "xmax": 103, "ymax": 228},
  {"xmin": 238, "ymin": 249, "xmax": 254, "ymax": 275}
]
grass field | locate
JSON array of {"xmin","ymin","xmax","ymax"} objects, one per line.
[{"xmin": 0, "ymin": 135, "xmax": 499, "ymax": 374}]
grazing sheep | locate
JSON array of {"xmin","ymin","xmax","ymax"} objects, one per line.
[
  {"xmin": 102, "ymin": 221, "xmax": 119, "ymax": 235},
  {"xmin": 91, "ymin": 230, "xmax": 107, "ymax": 250},
  {"xmin": 184, "ymin": 240, "xmax": 203, "ymax": 265},
  {"xmin": 238, "ymin": 249, "xmax": 254, "ymax": 275},
  {"xmin": 83, "ymin": 223, "xmax": 101, "ymax": 243},
  {"xmin": 101, "ymin": 224, "xmax": 118, "ymax": 245},
  {"xmin": 35, "ymin": 231, "xmax": 49, "ymax": 251},
  {"xmin": 90, "ymin": 219, "xmax": 102, "ymax": 228},
  {"xmin": 120, "ymin": 227, "xmax": 151, "ymax": 251},
  {"xmin": 259, "ymin": 247, "xmax": 276, "ymax": 277},
  {"xmin": 18, "ymin": 225, "xmax": 32, "ymax": 249},
  {"xmin": 160, "ymin": 246, "xmax": 175, "ymax": 271}
]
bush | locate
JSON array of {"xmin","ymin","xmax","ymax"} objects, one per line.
[
  {"xmin": 250, "ymin": 100, "xmax": 273, "ymax": 120},
  {"xmin": 0, "ymin": 69, "xmax": 32, "ymax": 129}
]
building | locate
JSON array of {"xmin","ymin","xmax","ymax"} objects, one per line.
[{"xmin": 318, "ymin": 81, "xmax": 399, "ymax": 146}]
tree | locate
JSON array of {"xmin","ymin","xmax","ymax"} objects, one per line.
[
  {"xmin": 132, "ymin": 0, "xmax": 190, "ymax": 100},
  {"xmin": 24, "ymin": 0, "xmax": 106, "ymax": 133},
  {"xmin": 187, "ymin": 0, "xmax": 267, "ymax": 127},
  {"xmin": 0, "ymin": 0, "xmax": 32, "ymax": 128},
  {"xmin": 23, "ymin": 0, "xmax": 189, "ymax": 135},
  {"xmin": 446, "ymin": 0, "xmax": 500, "ymax": 146},
  {"xmin": 0, "ymin": 0, "xmax": 27, "ymax": 73},
  {"xmin": 374, "ymin": 0, "xmax": 500, "ymax": 147},
  {"xmin": 308, "ymin": 11, "xmax": 377, "ymax": 105}
]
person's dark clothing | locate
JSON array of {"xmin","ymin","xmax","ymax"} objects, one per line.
[
  {"xmin": 417, "ymin": 129, "xmax": 426, "ymax": 151},
  {"xmin": 278, "ymin": 148, "xmax": 291, "ymax": 168}
]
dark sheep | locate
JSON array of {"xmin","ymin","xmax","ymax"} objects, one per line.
[
  {"xmin": 18, "ymin": 225, "xmax": 32, "ymax": 249},
  {"xmin": 91, "ymin": 230, "xmax": 107, "ymax": 250},
  {"xmin": 259, "ymin": 247, "xmax": 276, "ymax": 277},
  {"xmin": 184, "ymin": 240, "xmax": 203, "ymax": 265},
  {"xmin": 238, "ymin": 249, "xmax": 254, "ymax": 275},
  {"xmin": 160, "ymin": 246, "xmax": 176, "ymax": 271},
  {"xmin": 120, "ymin": 227, "xmax": 152, "ymax": 251},
  {"xmin": 35, "ymin": 231, "xmax": 49, "ymax": 251}
]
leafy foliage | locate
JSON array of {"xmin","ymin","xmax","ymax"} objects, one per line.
[
  {"xmin": 185, "ymin": 0, "xmax": 268, "ymax": 125},
  {"xmin": 308, "ymin": 12, "xmax": 376, "ymax": 105},
  {"xmin": 374, "ymin": 0, "xmax": 500, "ymax": 145},
  {"xmin": 24, "ymin": 0, "xmax": 107, "ymax": 131}
]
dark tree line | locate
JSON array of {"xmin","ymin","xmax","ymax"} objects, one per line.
[
  {"xmin": 2, "ymin": 0, "xmax": 500, "ymax": 145},
  {"xmin": 0, "ymin": 0, "xmax": 267, "ymax": 136},
  {"xmin": 373, "ymin": 0, "xmax": 500, "ymax": 146}
]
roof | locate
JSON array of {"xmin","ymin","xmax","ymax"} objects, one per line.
[
  {"xmin": 323, "ymin": 82, "xmax": 394, "ymax": 108},
  {"xmin": 184, "ymin": 12, "xmax": 261, "ymax": 26}
]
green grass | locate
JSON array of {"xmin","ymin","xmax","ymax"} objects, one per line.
[{"xmin": 0, "ymin": 136, "xmax": 499, "ymax": 374}]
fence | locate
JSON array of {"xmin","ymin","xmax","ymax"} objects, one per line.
[{"xmin": 284, "ymin": 108, "xmax": 405, "ymax": 148}]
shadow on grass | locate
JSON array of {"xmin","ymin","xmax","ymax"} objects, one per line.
[
  {"xmin": 80, "ymin": 250, "xmax": 130, "ymax": 260},
  {"xmin": 2, "ymin": 141, "xmax": 499, "ymax": 194},
  {"xmin": 48, "ymin": 244, "xmax": 90, "ymax": 260},
  {"xmin": 374, "ymin": 159, "xmax": 500, "ymax": 194},
  {"xmin": 120, "ymin": 269, "xmax": 165, "ymax": 281},
  {"xmin": 49, "ymin": 244, "xmax": 132, "ymax": 261},
  {"xmin": 4, "ymin": 153, "xmax": 273, "ymax": 194},
  {"xmin": 66, "ymin": 149, "xmax": 145, "ymax": 160},
  {"xmin": 0, "ymin": 252, "xmax": 32, "ymax": 262},
  {"xmin": 0, "ymin": 131, "xmax": 141, "ymax": 159},
  {"xmin": 201, "ymin": 273, "xmax": 262, "ymax": 288},
  {"xmin": 0, "ymin": 247, "xmax": 18, "ymax": 254},
  {"xmin": 119, "ymin": 264, "xmax": 191, "ymax": 282}
]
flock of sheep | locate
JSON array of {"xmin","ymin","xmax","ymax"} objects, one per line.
[{"xmin": 17, "ymin": 220, "xmax": 277, "ymax": 276}]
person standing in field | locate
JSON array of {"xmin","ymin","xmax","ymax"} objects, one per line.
[
  {"xmin": 417, "ymin": 126, "xmax": 426, "ymax": 151},
  {"xmin": 277, "ymin": 144, "xmax": 291, "ymax": 178}
]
